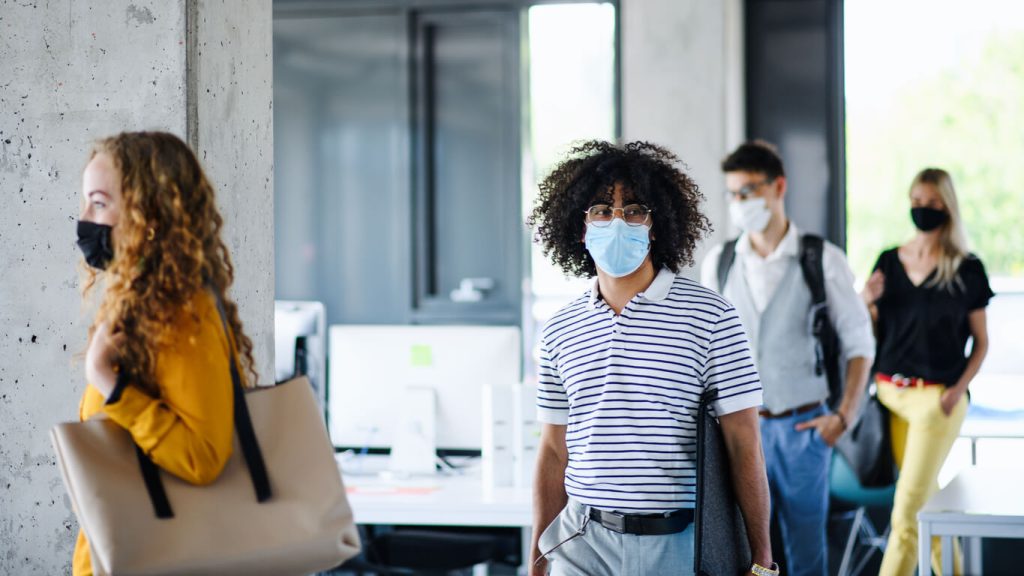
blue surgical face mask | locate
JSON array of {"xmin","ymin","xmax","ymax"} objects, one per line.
[{"xmin": 584, "ymin": 218, "xmax": 651, "ymax": 278}]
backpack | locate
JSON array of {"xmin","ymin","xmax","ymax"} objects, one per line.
[{"xmin": 716, "ymin": 234, "xmax": 843, "ymax": 409}]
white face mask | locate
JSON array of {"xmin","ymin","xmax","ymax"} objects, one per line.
[{"xmin": 729, "ymin": 197, "xmax": 772, "ymax": 233}]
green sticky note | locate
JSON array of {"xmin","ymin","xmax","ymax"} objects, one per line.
[{"xmin": 410, "ymin": 344, "xmax": 433, "ymax": 367}]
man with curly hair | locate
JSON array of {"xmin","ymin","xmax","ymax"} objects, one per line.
[
  {"xmin": 527, "ymin": 141, "xmax": 775, "ymax": 576},
  {"xmin": 701, "ymin": 140, "xmax": 875, "ymax": 576}
]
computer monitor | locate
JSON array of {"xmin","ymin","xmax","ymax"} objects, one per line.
[
  {"xmin": 327, "ymin": 325, "xmax": 521, "ymax": 453},
  {"xmin": 274, "ymin": 300, "xmax": 327, "ymax": 414}
]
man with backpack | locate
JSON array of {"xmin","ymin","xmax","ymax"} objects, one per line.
[{"xmin": 700, "ymin": 141, "xmax": 875, "ymax": 576}]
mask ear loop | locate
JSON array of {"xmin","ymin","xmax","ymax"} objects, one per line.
[{"xmin": 534, "ymin": 513, "xmax": 591, "ymax": 566}]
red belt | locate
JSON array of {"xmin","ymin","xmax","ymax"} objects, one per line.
[
  {"xmin": 877, "ymin": 373, "xmax": 944, "ymax": 389},
  {"xmin": 758, "ymin": 401, "xmax": 823, "ymax": 419}
]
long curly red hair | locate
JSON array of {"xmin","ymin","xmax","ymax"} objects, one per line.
[{"xmin": 82, "ymin": 131, "xmax": 257, "ymax": 394}]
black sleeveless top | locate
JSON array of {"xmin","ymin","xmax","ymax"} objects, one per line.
[{"xmin": 872, "ymin": 248, "xmax": 993, "ymax": 386}]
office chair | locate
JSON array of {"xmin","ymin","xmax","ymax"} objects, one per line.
[
  {"xmin": 829, "ymin": 451, "xmax": 896, "ymax": 576},
  {"xmin": 334, "ymin": 525, "xmax": 518, "ymax": 576}
]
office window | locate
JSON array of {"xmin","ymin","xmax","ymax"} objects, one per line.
[
  {"xmin": 523, "ymin": 2, "xmax": 617, "ymax": 371},
  {"xmin": 845, "ymin": 0, "xmax": 1024, "ymax": 480},
  {"xmin": 275, "ymin": 2, "xmax": 617, "ymax": 332},
  {"xmin": 274, "ymin": 7, "xmax": 522, "ymax": 326}
]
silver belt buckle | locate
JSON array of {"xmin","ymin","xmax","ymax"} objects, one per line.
[
  {"xmin": 892, "ymin": 373, "xmax": 910, "ymax": 388},
  {"xmin": 598, "ymin": 510, "xmax": 626, "ymax": 533}
]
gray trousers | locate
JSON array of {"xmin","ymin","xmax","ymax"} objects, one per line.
[{"xmin": 537, "ymin": 499, "xmax": 695, "ymax": 576}]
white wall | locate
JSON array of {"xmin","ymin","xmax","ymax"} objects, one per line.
[
  {"xmin": 621, "ymin": 0, "xmax": 745, "ymax": 277},
  {"xmin": 0, "ymin": 1, "xmax": 273, "ymax": 573}
]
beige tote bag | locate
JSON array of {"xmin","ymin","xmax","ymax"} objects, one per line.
[
  {"xmin": 52, "ymin": 294, "xmax": 360, "ymax": 575},
  {"xmin": 52, "ymin": 376, "xmax": 360, "ymax": 576}
]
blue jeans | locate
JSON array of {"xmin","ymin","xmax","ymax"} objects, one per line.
[
  {"xmin": 537, "ymin": 498, "xmax": 695, "ymax": 576},
  {"xmin": 760, "ymin": 404, "xmax": 831, "ymax": 576}
]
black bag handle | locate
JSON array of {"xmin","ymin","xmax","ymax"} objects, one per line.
[
  {"xmin": 798, "ymin": 234, "xmax": 827, "ymax": 377},
  {"xmin": 717, "ymin": 238, "xmax": 739, "ymax": 293},
  {"xmin": 797, "ymin": 234, "xmax": 845, "ymax": 410},
  {"xmin": 797, "ymin": 234, "xmax": 827, "ymax": 306},
  {"xmin": 134, "ymin": 291, "xmax": 272, "ymax": 519}
]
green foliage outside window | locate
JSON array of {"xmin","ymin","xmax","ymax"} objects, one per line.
[{"xmin": 846, "ymin": 33, "xmax": 1024, "ymax": 280}]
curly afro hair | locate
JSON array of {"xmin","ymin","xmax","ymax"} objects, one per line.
[{"xmin": 527, "ymin": 140, "xmax": 712, "ymax": 278}]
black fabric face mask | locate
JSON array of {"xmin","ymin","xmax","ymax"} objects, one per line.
[
  {"xmin": 910, "ymin": 207, "xmax": 948, "ymax": 232},
  {"xmin": 77, "ymin": 220, "xmax": 115, "ymax": 270}
]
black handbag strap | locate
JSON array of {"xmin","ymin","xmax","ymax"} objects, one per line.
[
  {"xmin": 136, "ymin": 445, "xmax": 174, "ymax": 519},
  {"xmin": 212, "ymin": 292, "xmax": 273, "ymax": 503},
  {"xmin": 134, "ymin": 290, "xmax": 272, "ymax": 519}
]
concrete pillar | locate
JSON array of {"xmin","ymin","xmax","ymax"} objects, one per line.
[
  {"xmin": 620, "ymin": 0, "xmax": 745, "ymax": 277},
  {"xmin": 189, "ymin": 0, "xmax": 275, "ymax": 383},
  {"xmin": 0, "ymin": 1, "xmax": 273, "ymax": 572}
]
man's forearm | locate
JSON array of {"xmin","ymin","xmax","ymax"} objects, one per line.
[
  {"xmin": 730, "ymin": 440, "xmax": 772, "ymax": 563},
  {"xmin": 530, "ymin": 447, "xmax": 568, "ymax": 563},
  {"xmin": 838, "ymin": 356, "xmax": 872, "ymax": 423},
  {"xmin": 720, "ymin": 409, "xmax": 772, "ymax": 565}
]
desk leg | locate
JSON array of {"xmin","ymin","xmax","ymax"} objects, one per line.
[
  {"xmin": 919, "ymin": 520, "xmax": 932, "ymax": 576},
  {"xmin": 941, "ymin": 535, "xmax": 954, "ymax": 575},
  {"xmin": 969, "ymin": 536, "xmax": 983, "ymax": 575},
  {"xmin": 520, "ymin": 526, "xmax": 533, "ymax": 576}
]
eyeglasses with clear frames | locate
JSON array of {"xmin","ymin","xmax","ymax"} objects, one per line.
[
  {"xmin": 726, "ymin": 180, "xmax": 771, "ymax": 201},
  {"xmin": 584, "ymin": 204, "xmax": 653, "ymax": 227}
]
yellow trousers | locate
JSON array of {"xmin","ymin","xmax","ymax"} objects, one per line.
[{"xmin": 877, "ymin": 381, "xmax": 967, "ymax": 576}]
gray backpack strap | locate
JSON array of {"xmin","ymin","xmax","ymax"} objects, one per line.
[{"xmin": 717, "ymin": 239, "xmax": 739, "ymax": 293}]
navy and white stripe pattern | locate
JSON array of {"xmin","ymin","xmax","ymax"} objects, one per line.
[{"xmin": 537, "ymin": 268, "xmax": 762, "ymax": 513}]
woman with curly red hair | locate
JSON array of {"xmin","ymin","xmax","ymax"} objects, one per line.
[{"xmin": 73, "ymin": 131, "xmax": 257, "ymax": 575}]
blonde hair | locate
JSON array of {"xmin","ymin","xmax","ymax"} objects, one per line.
[{"xmin": 912, "ymin": 168, "xmax": 969, "ymax": 290}]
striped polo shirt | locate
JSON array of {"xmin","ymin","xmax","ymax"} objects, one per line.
[{"xmin": 536, "ymin": 267, "xmax": 763, "ymax": 513}]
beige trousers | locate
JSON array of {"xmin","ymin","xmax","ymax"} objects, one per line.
[{"xmin": 877, "ymin": 381, "xmax": 968, "ymax": 576}]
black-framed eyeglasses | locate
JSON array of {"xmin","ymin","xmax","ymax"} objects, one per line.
[
  {"xmin": 583, "ymin": 204, "xmax": 652, "ymax": 227},
  {"xmin": 726, "ymin": 180, "xmax": 771, "ymax": 201}
]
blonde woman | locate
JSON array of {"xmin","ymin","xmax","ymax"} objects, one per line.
[{"xmin": 861, "ymin": 168, "xmax": 992, "ymax": 575}]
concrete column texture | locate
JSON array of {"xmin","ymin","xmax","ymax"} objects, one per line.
[
  {"xmin": 0, "ymin": 1, "xmax": 273, "ymax": 573},
  {"xmin": 620, "ymin": 0, "xmax": 745, "ymax": 277}
]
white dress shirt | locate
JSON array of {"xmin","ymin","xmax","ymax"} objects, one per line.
[{"xmin": 700, "ymin": 223, "xmax": 875, "ymax": 362}]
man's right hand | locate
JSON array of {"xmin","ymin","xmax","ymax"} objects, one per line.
[{"xmin": 529, "ymin": 554, "xmax": 549, "ymax": 576}]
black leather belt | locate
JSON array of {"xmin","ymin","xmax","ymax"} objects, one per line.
[
  {"xmin": 759, "ymin": 400, "xmax": 823, "ymax": 419},
  {"xmin": 587, "ymin": 507, "xmax": 695, "ymax": 535}
]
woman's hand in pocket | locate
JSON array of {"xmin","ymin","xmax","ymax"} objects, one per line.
[{"xmin": 940, "ymin": 386, "xmax": 965, "ymax": 417}]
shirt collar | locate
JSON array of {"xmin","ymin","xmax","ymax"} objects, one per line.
[
  {"xmin": 641, "ymin": 267, "xmax": 676, "ymax": 301},
  {"xmin": 587, "ymin": 267, "xmax": 675, "ymax": 309},
  {"xmin": 736, "ymin": 221, "xmax": 800, "ymax": 261}
]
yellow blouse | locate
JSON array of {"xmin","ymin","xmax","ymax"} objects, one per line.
[{"xmin": 73, "ymin": 291, "xmax": 243, "ymax": 576}]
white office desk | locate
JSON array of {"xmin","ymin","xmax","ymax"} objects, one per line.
[
  {"xmin": 918, "ymin": 467, "xmax": 1024, "ymax": 575},
  {"xmin": 338, "ymin": 454, "xmax": 534, "ymax": 573},
  {"xmin": 958, "ymin": 417, "xmax": 1024, "ymax": 466}
]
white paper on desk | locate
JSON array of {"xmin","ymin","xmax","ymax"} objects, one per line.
[{"xmin": 389, "ymin": 386, "xmax": 437, "ymax": 475}]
